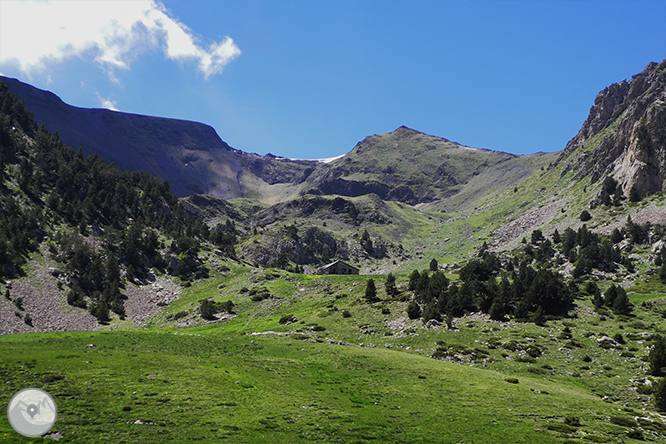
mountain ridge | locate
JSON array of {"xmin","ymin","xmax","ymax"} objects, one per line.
[
  {"xmin": 0, "ymin": 75, "xmax": 321, "ymax": 201},
  {"xmin": 1, "ymin": 76, "xmax": 548, "ymax": 207}
]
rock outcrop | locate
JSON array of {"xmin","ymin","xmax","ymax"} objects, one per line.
[{"xmin": 560, "ymin": 60, "xmax": 666, "ymax": 198}]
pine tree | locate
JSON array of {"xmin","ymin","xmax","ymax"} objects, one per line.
[
  {"xmin": 364, "ymin": 278, "xmax": 377, "ymax": 302},
  {"xmin": 92, "ymin": 301, "xmax": 110, "ymax": 324},
  {"xmin": 650, "ymin": 336, "xmax": 666, "ymax": 376},
  {"xmin": 408, "ymin": 270, "xmax": 420, "ymax": 291},
  {"xmin": 407, "ymin": 301, "xmax": 421, "ymax": 319},
  {"xmin": 488, "ymin": 297, "xmax": 505, "ymax": 321},
  {"xmin": 429, "ymin": 258, "xmax": 438, "ymax": 272},
  {"xmin": 200, "ymin": 299, "xmax": 215, "ymax": 320},
  {"xmin": 552, "ymin": 229, "xmax": 561, "ymax": 244},
  {"xmin": 532, "ymin": 306, "xmax": 546, "ymax": 326},
  {"xmin": 385, "ymin": 273, "xmax": 398, "ymax": 297},
  {"xmin": 655, "ymin": 378, "xmax": 666, "ymax": 412},
  {"xmin": 612, "ymin": 289, "xmax": 631, "ymax": 315}
]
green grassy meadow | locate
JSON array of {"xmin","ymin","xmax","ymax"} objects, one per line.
[{"xmin": 3, "ymin": 266, "xmax": 666, "ymax": 443}]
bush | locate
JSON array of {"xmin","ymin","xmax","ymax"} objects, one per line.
[
  {"xmin": 655, "ymin": 378, "xmax": 666, "ymax": 412},
  {"xmin": 649, "ymin": 335, "xmax": 666, "ymax": 376},
  {"xmin": 406, "ymin": 302, "xmax": 421, "ymax": 319},
  {"xmin": 627, "ymin": 429, "xmax": 644, "ymax": 440},
  {"xmin": 580, "ymin": 210, "xmax": 592, "ymax": 221},
  {"xmin": 13, "ymin": 297, "xmax": 24, "ymax": 310},
  {"xmin": 279, "ymin": 315, "xmax": 298, "ymax": 325},
  {"xmin": 200, "ymin": 299, "xmax": 215, "ymax": 320},
  {"xmin": 342, "ymin": 309, "xmax": 351, "ymax": 318},
  {"xmin": 564, "ymin": 416, "xmax": 581, "ymax": 426},
  {"xmin": 610, "ymin": 416, "xmax": 638, "ymax": 428},
  {"xmin": 166, "ymin": 311, "xmax": 188, "ymax": 321}
]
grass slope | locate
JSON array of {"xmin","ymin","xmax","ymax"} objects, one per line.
[{"xmin": 0, "ymin": 327, "xmax": 646, "ymax": 443}]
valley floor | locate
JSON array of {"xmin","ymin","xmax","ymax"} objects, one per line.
[{"xmin": 3, "ymin": 266, "xmax": 666, "ymax": 443}]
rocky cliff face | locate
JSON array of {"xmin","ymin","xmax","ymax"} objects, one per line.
[{"xmin": 560, "ymin": 60, "xmax": 666, "ymax": 198}]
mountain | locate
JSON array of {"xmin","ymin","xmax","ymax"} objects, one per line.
[
  {"xmin": 557, "ymin": 60, "xmax": 666, "ymax": 199},
  {"xmin": 2, "ymin": 76, "xmax": 549, "ymax": 207},
  {"xmin": 0, "ymin": 76, "xmax": 318, "ymax": 201},
  {"xmin": 303, "ymin": 126, "xmax": 517, "ymax": 205},
  {"xmin": 5, "ymin": 63, "xmax": 666, "ymax": 443}
]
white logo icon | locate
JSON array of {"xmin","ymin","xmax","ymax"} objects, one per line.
[{"xmin": 7, "ymin": 388, "xmax": 57, "ymax": 437}]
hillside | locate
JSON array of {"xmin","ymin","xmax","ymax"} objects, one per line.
[
  {"xmin": 3, "ymin": 62, "xmax": 666, "ymax": 443},
  {"xmin": 0, "ymin": 76, "xmax": 319, "ymax": 201},
  {"xmin": 557, "ymin": 60, "xmax": 666, "ymax": 198},
  {"xmin": 3, "ymin": 76, "xmax": 551, "ymax": 208}
]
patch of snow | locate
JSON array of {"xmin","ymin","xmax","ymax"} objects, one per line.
[{"xmin": 289, "ymin": 154, "xmax": 345, "ymax": 163}]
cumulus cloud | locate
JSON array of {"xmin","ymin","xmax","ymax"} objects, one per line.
[
  {"xmin": 96, "ymin": 92, "xmax": 119, "ymax": 111},
  {"xmin": 0, "ymin": 0, "xmax": 240, "ymax": 79}
]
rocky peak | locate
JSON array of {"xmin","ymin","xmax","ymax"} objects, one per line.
[{"xmin": 560, "ymin": 60, "xmax": 666, "ymax": 198}]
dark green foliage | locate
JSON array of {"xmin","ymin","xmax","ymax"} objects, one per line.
[
  {"xmin": 551, "ymin": 229, "xmax": 561, "ymax": 244},
  {"xmin": 660, "ymin": 263, "xmax": 666, "ymax": 284},
  {"xmin": 610, "ymin": 228, "xmax": 623, "ymax": 244},
  {"xmin": 0, "ymin": 81, "xmax": 229, "ymax": 289},
  {"xmin": 406, "ymin": 301, "xmax": 421, "ymax": 319},
  {"xmin": 13, "ymin": 297, "xmax": 23, "ymax": 310},
  {"xmin": 612, "ymin": 290, "xmax": 631, "ymax": 315},
  {"xmin": 609, "ymin": 416, "xmax": 638, "ymax": 428},
  {"xmin": 625, "ymin": 217, "xmax": 650, "ymax": 244},
  {"xmin": 655, "ymin": 378, "xmax": 666, "ymax": 412},
  {"xmin": 359, "ymin": 229, "xmax": 380, "ymax": 257},
  {"xmin": 532, "ymin": 306, "xmax": 546, "ymax": 326},
  {"xmin": 531, "ymin": 229, "xmax": 544, "ymax": 244},
  {"xmin": 407, "ymin": 250, "xmax": 573, "ymax": 325},
  {"xmin": 421, "ymin": 302, "xmax": 440, "ymax": 323},
  {"xmin": 66, "ymin": 287, "xmax": 87, "ymax": 309},
  {"xmin": 429, "ymin": 258, "xmax": 438, "ymax": 271},
  {"xmin": 564, "ymin": 416, "xmax": 581, "ymax": 427},
  {"xmin": 580, "ymin": 210, "xmax": 592, "ymax": 222},
  {"xmin": 23, "ymin": 313, "xmax": 32, "ymax": 326},
  {"xmin": 91, "ymin": 300, "xmax": 110, "ymax": 324},
  {"xmin": 612, "ymin": 333, "xmax": 625, "ymax": 345},
  {"xmin": 488, "ymin": 297, "xmax": 505, "ymax": 321},
  {"xmin": 385, "ymin": 273, "xmax": 398, "ymax": 297},
  {"xmin": 603, "ymin": 176, "xmax": 618, "ymax": 195},
  {"xmin": 650, "ymin": 336, "xmax": 666, "ymax": 376},
  {"xmin": 629, "ymin": 184, "xmax": 642, "ymax": 202},
  {"xmin": 200, "ymin": 299, "xmax": 215, "ymax": 320},
  {"xmin": 604, "ymin": 285, "xmax": 631, "ymax": 314},
  {"xmin": 408, "ymin": 269, "xmax": 420, "ymax": 291},
  {"xmin": 364, "ymin": 278, "xmax": 377, "ymax": 302},
  {"xmin": 284, "ymin": 224, "xmax": 299, "ymax": 241}
]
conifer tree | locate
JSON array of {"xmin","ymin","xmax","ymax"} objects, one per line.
[
  {"xmin": 385, "ymin": 273, "xmax": 398, "ymax": 297},
  {"xmin": 650, "ymin": 336, "xmax": 666, "ymax": 376},
  {"xmin": 364, "ymin": 278, "xmax": 377, "ymax": 302},
  {"xmin": 655, "ymin": 378, "xmax": 666, "ymax": 412},
  {"xmin": 407, "ymin": 301, "xmax": 421, "ymax": 319}
]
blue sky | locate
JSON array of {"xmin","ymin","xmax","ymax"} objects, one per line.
[{"xmin": 1, "ymin": 1, "xmax": 665, "ymax": 159}]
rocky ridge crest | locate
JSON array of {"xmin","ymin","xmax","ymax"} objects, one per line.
[{"xmin": 560, "ymin": 60, "xmax": 666, "ymax": 198}]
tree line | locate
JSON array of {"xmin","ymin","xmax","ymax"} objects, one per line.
[{"xmin": 0, "ymin": 82, "xmax": 238, "ymax": 323}]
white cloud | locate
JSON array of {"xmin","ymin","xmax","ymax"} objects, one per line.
[
  {"xmin": 96, "ymin": 92, "xmax": 118, "ymax": 111},
  {"xmin": 0, "ymin": 0, "xmax": 240, "ymax": 80}
]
